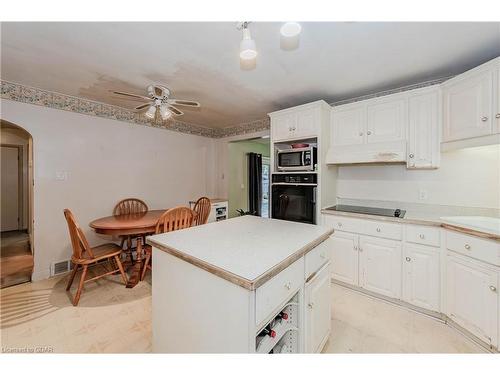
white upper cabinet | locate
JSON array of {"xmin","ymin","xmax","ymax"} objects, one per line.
[
  {"xmin": 269, "ymin": 100, "xmax": 329, "ymax": 142},
  {"xmin": 366, "ymin": 97, "xmax": 406, "ymax": 143},
  {"xmin": 403, "ymin": 243, "xmax": 440, "ymax": 312},
  {"xmin": 442, "ymin": 57, "xmax": 500, "ymax": 147},
  {"xmin": 496, "ymin": 64, "xmax": 500, "ymax": 134},
  {"xmin": 445, "ymin": 253, "xmax": 498, "ymax": 347},
  {"xmin": 443, "ymin": 69, "xmax": 493, "ymax": 141},
  {"xmin": 407, "ymin": 87, "xmax": 440, "ymax": 169},
  {"xmin": 331, "ymin": 104, "xmax": 365, "ymax": 146},
  {"xmin": 359, "ymin": 235, "xmax": 402, "ymax": 299}
]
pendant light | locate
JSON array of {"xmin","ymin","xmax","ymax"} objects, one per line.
[
  {"xmin": 280, "ymin": 22, "xmax": 301, "ymax": 50},
  {"xmin": 239, "ymin": 22, "xmax": 257, "ymax": 61}
]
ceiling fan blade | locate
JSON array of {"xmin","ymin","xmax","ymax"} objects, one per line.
[
  {"xmin": 166, "ymin": 99, "xmax": 200, "ymax": 107},
  {"xmin": 110, "ymin": 91, "xmax": 152, "ymax": 101},
  {"xmin": 135, "ymin": 103, "xmax": 152, "ymax": 110},
  {"xmin": 168, "ymin": 105, "xmax": 184, "ymax": 116}
]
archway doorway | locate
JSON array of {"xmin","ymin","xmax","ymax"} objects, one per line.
[{"xmin": 1, "ymin": 120, "xmax": 34, "ymax": 288}]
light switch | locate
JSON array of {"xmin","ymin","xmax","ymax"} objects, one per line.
[
  {"xmin": 55, "ymin": 171, "xmax": 68, "ymax": 181},
  {"xmin": 419, "ymin": 189, "xmax": 428, "ymax": 200}
]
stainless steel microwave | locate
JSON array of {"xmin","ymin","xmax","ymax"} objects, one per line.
[{"xmin": 276, "ymin": 146, "xmax": 317, "ymax": 171}]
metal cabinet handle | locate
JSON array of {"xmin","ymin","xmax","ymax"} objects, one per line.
[
  {"xmin": 464, "ymin": 244, "xmax": 471, "ymax": 250},
  {"xmin": 490, "ymin": 286, "xmax": 497, "ymax": 292},
  {"xmin": 359, "ymin": 132, "xmax": 364, "ymax": 136},
  {"xmin": 405, "ymin": 257, "xmax": 411, "ymax": 262},
  {"xmin": 419, "ymin": 234, "xmax": 425, "ymax": 239},
  {"xmin": 481, "ymin": 116, "xmax": 488, "ymax": 122},
  {"xmin": 320, "ymin": 252, "xmax": 326, "ymax": 259},
  {"xmin": 338, "ymin": 222, "xmax": 343, "ymax": 227},
  {"xmin": 358, "ymin": 247, "xmax": 363, "ymax": 252},
  {"xmin": 376, "ymin": 228, "xmax": 381, "ymax": 232},
  {"xmin": 409, "ymin": 153, "xmax": 414, "ymax": 158},
  {"xmin": 284, "ymin": 282, "xmax": 291, "ymax": 290},
  {"xmin": 354, "ymin": 245, "xmax": 358, "ymax": 251},
  {"xmin": 496, "ymin": 113, "xmax": 500, "ymax": 119},
  {"xmin": 367, "ymin": 130, "xmax": 372, "ymax": 135},
  {"xmin": 308, "ymin": 302, "xmax": 314, "ymax": 309}
]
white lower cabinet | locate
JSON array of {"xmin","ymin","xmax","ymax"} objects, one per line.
[
  {"xmin": 359, "ymin": 235, "xmax": 402, "ymax": 299},
  {"xmin": 330, "ymin": 232, "xmax": 359, "ymax": 285},
  {"xmin": 305, "ymin": 262, "xmax": 332, "ymax": 353},
  {"xmin": 445, "ymin": 253, "xmax": 499, "ymax": 347},
  {"xmin": 402, "ymin": 243, "xmax": 440, "ymax": 311}
]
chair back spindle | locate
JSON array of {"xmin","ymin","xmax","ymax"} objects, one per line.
[
  {"xmin": 155, "ymin": 207, "xmax": 194, "ymax": 234},
  {"xmin": 193, "ymin": 197, "xmax": 211, "ymax": 225},
  {"xmin": 113, "ymin": 198, "xmax": 148, "ymax": 216},
  {"xmin": 63, "ymin": 209, "xmax": 94, "ymax": 261}
]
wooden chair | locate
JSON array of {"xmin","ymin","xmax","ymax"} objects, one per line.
[
  {"xmin": 113, "ymin": 198, "xmax": 148, "ymax": 255},
  {"xmin": 193, "ymin": 197, "xmax": 211, "ymax": 226},
  {"xmin": 64, "ymin": 209, "xmax": 127, "ymax": 306},
  {"xmin": 140, "ymin": 206, "xmax": 195, "ymax": 281}
]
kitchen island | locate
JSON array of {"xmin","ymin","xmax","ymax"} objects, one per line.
[{"xmin": 147, "ymin": 215, "xmax": 334, "ymax": 353}]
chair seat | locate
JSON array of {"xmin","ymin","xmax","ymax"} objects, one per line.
[{"xmin": 73, "ymin": 243, "xmax": 123, "ymax": 264}]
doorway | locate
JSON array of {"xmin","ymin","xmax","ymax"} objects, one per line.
[
  {"xmin": 227, "ymin": 137, "xmax": 270, "ymax": 218},
  {"xmin": 1, "ymin": 120, "xmax": 34, "ymax": 288}
]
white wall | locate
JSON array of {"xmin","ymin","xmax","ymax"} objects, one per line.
[
  {"xmin": 336, "ymin": 144, "xmax": 500, "ymax": 209},
  {"xmin": 1, "ymin": 126, "xmax": 30, "ymax": 229},
  {"xmin": 1, "ymin": 100, "xmax": 217, "ymax": 280}
]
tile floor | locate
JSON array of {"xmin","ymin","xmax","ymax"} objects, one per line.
[{"xmin": 0, "ymin": 272, "xmax": 487, "ymax": 353}]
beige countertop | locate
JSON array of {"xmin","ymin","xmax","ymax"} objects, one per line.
[
  {"xmin": 147, "ymin": 216, "xmax": 333, "ymax": 290},
  {"xmin": 322, "ymin": 207, "xmax": 500, "ymax": 241}
]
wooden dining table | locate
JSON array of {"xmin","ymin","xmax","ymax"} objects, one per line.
[{"xmin": 89, "ymin": 209, "xmax": 167, "ymax": 288}]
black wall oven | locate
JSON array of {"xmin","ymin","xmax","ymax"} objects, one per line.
[{"xmin": 271, "ymin": 173, "xmax": 317, "ymax": 224}]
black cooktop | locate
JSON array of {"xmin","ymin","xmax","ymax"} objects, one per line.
[{"xmin": 325, "ymin": 205, "xmax": 406, "ymax": 218}]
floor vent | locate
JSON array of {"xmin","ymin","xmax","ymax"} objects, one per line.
[{"xmin": 51, "ymin": 260, "xmax": 71, "ymax": 276}]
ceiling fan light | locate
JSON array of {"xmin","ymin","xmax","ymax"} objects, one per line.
[
  {"xmin": 145, "ymin": 105, "xmax": 156, "ymax": 119},
  {"xmin": 160, "ymin": 105, "xmax": 172, "ymax": 120},
  {"xmin": 240, "ymin": 28, "xmax": 257, "ymax": 60}
]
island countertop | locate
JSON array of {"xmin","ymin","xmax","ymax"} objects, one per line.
[{"xmin": 147, "ymin": 216, "xmax": 334, "ymax": 290}]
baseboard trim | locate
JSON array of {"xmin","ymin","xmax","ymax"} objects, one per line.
[{"xmin": 331, "ymin": 278, "xmax": 498, "ymax": 353}]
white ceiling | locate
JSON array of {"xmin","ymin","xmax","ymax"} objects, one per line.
[{"xmin": 1, "ymin": 22, "xmax": 499, "ymax": 128}]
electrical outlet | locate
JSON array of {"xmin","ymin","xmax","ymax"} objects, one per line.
[
  {"xmin": 419, "ymin": 189, "xmax": 428, "ymax": 200},
  {"xmin": 55, "ymin": 171, "xmax": 68, "ymax": 181}
]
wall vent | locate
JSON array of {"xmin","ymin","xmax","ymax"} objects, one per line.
[{"xmin": 51, "ymin": 260, "xmax": 71, "ymax": 276}]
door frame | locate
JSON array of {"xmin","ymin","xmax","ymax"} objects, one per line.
[{"xmin": 1, "ymin": 143, "xmax": 23, "ymax": 231}]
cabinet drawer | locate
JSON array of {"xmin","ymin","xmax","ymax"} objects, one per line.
[
  {"xmin": 256, "ymin": 258, "xmax": 304, "ymax": 325},
  {"xmin": 446, "ymin": 230, "xmax": 500, "ymax": 266},
  {"xmin": 405, "ymin": 225, "xmax": 440, "ymax": 247},
  {"xmin": 305, "ymin": 238, "xmax": 331, "ymax": 280},
  {"xmin": 323, "ymin": 214, "xmax": 364, "ymax": 234},
  {"xmin": 364, "ymin": 220, "xmax": 402, "ymax": 240}
]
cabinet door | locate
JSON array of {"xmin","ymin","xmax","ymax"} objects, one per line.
[
  {"xmin": 495, "ymin": 65, "xmax": 500, "ymax": 134},
  {"xmin": 359, "ymin": 236, "xmax": 402, "ymax": 299},
  {"xmin": 366, "ymin": 97, "xmax": 406, "ymax": 143},
  {"xmin": 331, "ymin": 104, "xmax": 366, "ymax": 146},
  {"xmin": 271, "ymin": 113, "xmax": 296, "ymax": 141},
  {"xmin": 443, "ymin": 70, "xmax": 493, "ymax": 142},
  {"xmin": 445, "ymin": 254, "xmax": 498, "ymax": 347},
  {"xmin": 402, "ymin": 243, "xmax": 440, "ymax": 311},
  {"xmin": 330, "ymin": 231, "xmax": 359, "ymax": 285},
  {"xmin": 294, "ymin": 107, "xmax": 318, "ymax": 139},
  {"xmin": 305, "ymin": 263, "xmax": 331, "ymax": 353},
  {"xmin": 407, "ymin": 90, "xmax": 440, "ymax": 169}
]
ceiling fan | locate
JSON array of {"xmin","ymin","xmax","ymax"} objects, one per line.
[{"xmin": 111, "ymin": 84, "xmax": 200, "ymax": 121}]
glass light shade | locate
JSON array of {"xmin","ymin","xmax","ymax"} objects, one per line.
[
  {"xmin": 280, "ymin": 22, "xmax": 301, "ymax": 37},
  {"xmin": 240, "ymin": 28, "xmax": 257, "ymax": 60},
  {"xmin": 160, "ymin": 105, "xmax": 172, "ymax": 120},
  {"xmin": 145, "ymin": 105, "xmax": 156, "ymax": 119}
]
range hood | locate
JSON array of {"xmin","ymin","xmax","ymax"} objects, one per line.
[{"xmin": 326, "ymin": 140, "xmax": 407, "ymax": 165}]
